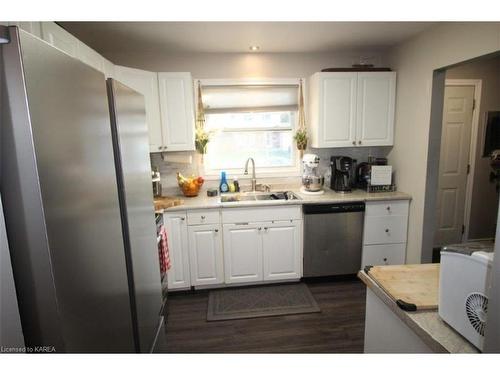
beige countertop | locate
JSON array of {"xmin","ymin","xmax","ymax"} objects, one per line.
[
  {"xmin": 358, "ymin": 270, "xmax": 478, "ymax": 353},
  {"xmin": 157, "ymin": 186, "xmax": 411, "ymax": 213}
]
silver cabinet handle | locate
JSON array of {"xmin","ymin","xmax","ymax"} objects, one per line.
[
  {"xmin": 258, "ymin": 227, "xmax": 262, "ymax": 231},
  {"xmin": 201, "ymin": 215, "xmax": 206, "ymax": 219},
  {"xmin": 383, "ymin": 257, "xmax": 388, "ymax": 264},
  {"xmin": 386, "ymin": 206, "xmax": 391, "ymax": 211},
  {"xmin": 163, "ymin": 146, "xmax": 168, "ymax": 150},
  {"xmin": 385, "ymin": 228, "xmax": 389, "ymax": 233},
  {"xmin": 158, "ymin": 146, "xmax": 162, "ymax": 150},
  {"xmin": 214, "ymin": 229, "xmax": 218, "ymax": 233},
  {"xmin": 352, "ymin": 141, "xmax": 356, "ymax": 145},
  {"xmin": 264, "ymin": 227, "xmax": 268, "ymax": 231},
  {"xmin": 358, "ymin": 140, "xmax": 362, "ymax": 145},
  {"xmin": 180, "ymin": 217, "xmax": 185, "ymax": 221}
]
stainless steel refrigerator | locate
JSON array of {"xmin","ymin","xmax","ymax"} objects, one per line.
[{"xmin": 0, "ymin": 26, "xmax": 165, "ymax": 353}]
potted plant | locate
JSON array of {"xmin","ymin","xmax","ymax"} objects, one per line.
[
  {"xmin": 295, "ymin": 79, "xmax": 308, "ymax": 155},
  {"xmin": 294, "ymin": 128, "xmax": 308, "ymax": 150}
]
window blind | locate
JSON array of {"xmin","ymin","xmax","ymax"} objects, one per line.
[{"xmin": 201, "ymin": 84, "xmax": 299, "ymax": 114}]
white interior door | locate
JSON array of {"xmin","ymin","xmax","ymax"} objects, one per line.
[
  {"xmin": 434, "ymin": 85, "xmax": 475, "ymax": 247},
  {"xmin": 223, "ymin": 223, "xmax": 263, "ymax": 284}
]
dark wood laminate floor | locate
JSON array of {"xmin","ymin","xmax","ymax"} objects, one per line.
[{"xmin": 157, "ymin": 279, "xmax": 366, "ymax": 353}]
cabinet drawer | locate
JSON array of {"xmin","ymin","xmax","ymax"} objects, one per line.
[
  {"xmin": 363, "ymin": 215, "xmax": 408, "ymax": 245},
  {"xmin": 365, "ymin": 200, "xmax": 409, "ymax": 217},
  {"xmin": 222, "ymin": 205, "xmax": 302, "ymax": 224},
  {"xmin": 362, "ymin": 243, "xmax": 406, "ymax": 268},
  {"xmin": 187, "ymin": 209, "xmax": 220, "ymax": 225}
]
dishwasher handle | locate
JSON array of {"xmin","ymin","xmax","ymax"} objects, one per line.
[{"xmin": 303, "ymin": 202, "xmax": 365, "ymax": 214}]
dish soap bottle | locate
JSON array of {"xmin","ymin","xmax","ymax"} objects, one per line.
[{"xmin": 219, "ymin": 171, "xmax": 229, "ymax": 193}]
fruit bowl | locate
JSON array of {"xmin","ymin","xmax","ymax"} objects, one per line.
[{"xmin": 177, "ymin": 172, "xmax": 204, "ymax": 197}]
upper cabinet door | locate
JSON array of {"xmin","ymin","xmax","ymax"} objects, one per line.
[
  {"xmin": 76, "ymin": 42, "xmax": 104, "ymax": 73},
  {"xmin": 40, "ymin": 22, "xmax": 78, "ymax": 57},
  {"xmin": 8, "ymin": 22, "xmax": 42, "ymax": 38},
  {"xmin": 114, "ymin": 66, "xmax": 163, "ymax": 153},
  {"xmin": 356, "ymin": 72, "xmax": 396, "ymax": 147},
  {"xmin": 309, "ymin": 72, "xmax": 357, "ymax": 148},
  {"xmin": 157, "ymin": 73, "xmax": 195, "ymax": 152}
]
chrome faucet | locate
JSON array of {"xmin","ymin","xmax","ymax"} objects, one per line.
[{"xmin": 244, "ymin": 157, "xmax": 257, "ymax": 192}]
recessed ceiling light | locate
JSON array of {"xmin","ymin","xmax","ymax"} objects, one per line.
[{"xmin": 249, "ymin": 45, "xmax": 260, "ymax": 52}]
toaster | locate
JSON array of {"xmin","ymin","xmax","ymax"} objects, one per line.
[{"xmin": 439, "ymin": 242, "xmax": 495, "ymax": 351}]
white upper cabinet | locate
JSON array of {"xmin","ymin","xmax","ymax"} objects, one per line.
[
  {"xmin": 308, "ymin": 71, "xmax": 396, "ymax": 148},
  {"xmin": 356, "ymin": 72, "xmax": 396, "ymax": 146},
  {"xmin": 157, "ymin": 73, "xmax": 195, "ymax": 152},
  {"xmin": 114, "ymin": 66, "xmax": 163, "ymax": 153},
  {"xmin": 308, "ymin": 72, "xmax": 357, "ymax": 148},
  {"xmin": 76, "ymin": 42, "xmax": 104, "ymax": 73},
  {"xmin": 41, "ymin": 22, "xmax": 79, "ymax": 57},
  {"xmin": 8, "ymin": 22, "xmax": 42, "ymax": 38}
]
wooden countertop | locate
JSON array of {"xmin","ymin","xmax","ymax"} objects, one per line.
[{"xmin": 358, "ymin": 266, "xmax": 478, "ymax": 353}]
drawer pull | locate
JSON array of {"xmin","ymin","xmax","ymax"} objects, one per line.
[
  {"xmin": 383, "ymin": 257, "xmax": 388, "ymax": 264},
  {"xmin": 201, "ymin": 215, "xmax": 206, "ymax": 219},
  {"xmin": 386, "ymin": 206, "xmax": 391, "ymax": 211},
  {"xmin": 214, "ymin": 229, "xmax": 218, "ymax": 233},
  {"xmin": 385, "ymin": 229, "xmax": 389, "ymax": 233}
]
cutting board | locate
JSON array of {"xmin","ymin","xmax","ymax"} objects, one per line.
[
  {"xmin": 365, "ymin": 264, "xmax": 440, "ymax": 311},
  {"xmin": 154, "ymin": 196, "xmax": 184, "ymax": 211}
]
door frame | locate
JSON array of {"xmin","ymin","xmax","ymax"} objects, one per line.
[{"xmin": 443, "ymin": 79, "xmax": 482, "ymax": 242}]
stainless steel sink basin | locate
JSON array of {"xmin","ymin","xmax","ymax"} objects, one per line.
[{"xmin": 220, "ymin": 191, "xmax": 300, "ymax": 203}]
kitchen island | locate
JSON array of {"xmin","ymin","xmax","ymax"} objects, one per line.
[{"xmin": 358, "ymin": 266, "xmax": 478, "ymax": 353}]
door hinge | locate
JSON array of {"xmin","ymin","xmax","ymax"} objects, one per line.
[
  {"xmin": 467, "ymin": 164, "xmax": 471, "ymax": 175},
  {"xmin": 462, "ymin": 224, "xmax": 465, "ymax": 235}
]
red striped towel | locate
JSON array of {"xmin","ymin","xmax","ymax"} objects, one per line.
[{"xmin": 158, "ymin": 225, "xmax": 171, "ymax": 275}]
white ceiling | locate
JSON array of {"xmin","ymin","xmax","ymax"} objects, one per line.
[{"xmin": 59, "ymin": 22, "xmax": 436, "ymax": 54}]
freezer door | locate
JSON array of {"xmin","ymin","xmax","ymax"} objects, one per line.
[
  {"xmin": 107, "ymin": 78, "xmax": 163, "ymax": 353},
  {"xmin": 1, "ymin": 28, "xmax": 135, "ymax": 352}
]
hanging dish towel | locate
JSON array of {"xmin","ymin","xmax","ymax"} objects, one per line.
[{"xmin": 158, "ymin": 225, "xmax": 171, "ymax": 275}]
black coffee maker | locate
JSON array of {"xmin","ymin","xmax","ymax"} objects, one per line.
[{"xmin": 330, "ymin": 156, "xmax": 356, "ymax": 192}]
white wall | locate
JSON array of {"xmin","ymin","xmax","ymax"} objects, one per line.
[
  {"xmin": 387, "ymin": 22, "xmax": 500, "ymax": 263},
  {"xmin": 446, "ymin": 56, "xmax": 500, "ymax": 240},
  {"xmin": 105, "ymin": 50, "xmax": 385, "ymax": 79}
]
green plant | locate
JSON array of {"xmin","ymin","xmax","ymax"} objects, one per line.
[
  {"xmin": 294, "ymin": 128, "xmax": 308, "ymax": 150},
  {"xmin": 195, "ymin": 127, "xmax": 211, "ymax": 154}
]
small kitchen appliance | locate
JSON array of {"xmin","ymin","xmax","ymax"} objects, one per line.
[
  {"xmin": 152, "ymin": 167, "xmax": 162, "ymax": 197},
  {"xmin": 330, "ymin": 156, "xmax": 356, "ymax": 192},
  {"xmin": 439, "ymin": 242, "xmax": 495, "ymax": 351},
  {"xmin": 356, "ymin": 156, "xmax": 396, "ymax": 192},
  {"xmin": 300, "ymin": 153, "xmax": 325, "ymax": 194}
]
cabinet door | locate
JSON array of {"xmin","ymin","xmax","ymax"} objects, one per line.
[
  {"xmin": 262, "ymin": 220, "xmax": 302, "ymax": 281},
  {"xmin": 164, "ymin": 214, "xmax": 191, "ymax": 290},
  {"xmin": 356, "ymin": 72, "xmax": 396, "ymax": 146},
  {"xmin": 76, "ymin": 42, "xmax": 104, "ymax": 73},
  {"xmin": 114, "ymin": 66, "xmax": 163, "ymax": 153},
  {"xmin": 41, "ymin": 22, "xmax": 78, "ymax": 57},
  {"xmin": 157, "ymin": 73, "xmax": 195, "ymax": 152},
  {"xmin": 361, "ymin": 243, "xmax": 406, "ymax": 268},
  {"xmin": 102, "ymin": 58, "xmax": 115, "ymax": 79},
  {"xmin": 188, "ymin": 224, "xmax": 224, "ymax": 286},
  {"xmin": 8, "ymin": 22, "xmax": 42, "ymax": 38},
  {"xmin": 315, "ymin": 72, "xmax": 357, "ymax": 147},
  {"xmin": 223, "ymin": 223, "xmax": 263, "ymax": 284}
]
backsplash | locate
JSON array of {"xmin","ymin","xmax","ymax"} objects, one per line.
[{"xmin": 150, "ymin": 146, "xmax": 391, "ymax": 195}]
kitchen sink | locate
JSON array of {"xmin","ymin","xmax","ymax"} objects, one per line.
[{"xmin": 220, "ymin": 191, "xmax": 300, "ymax": 203}]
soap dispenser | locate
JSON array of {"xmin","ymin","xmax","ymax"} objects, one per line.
[{"xmin": 219, "ymin": 171, "xmax": 229, "ymax": 193}]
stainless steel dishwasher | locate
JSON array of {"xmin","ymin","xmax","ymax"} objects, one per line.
[{"xmin": 303, "ymin": 202, "xmax": 365, "ymax": 277}]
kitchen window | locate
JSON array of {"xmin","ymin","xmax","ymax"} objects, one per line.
[{"xmin": 200, "ymin": 79, "xmax": 301, "ymax": 177}]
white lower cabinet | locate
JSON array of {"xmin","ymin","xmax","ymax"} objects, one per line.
[
  {"xmin": 262, "ymin": 221, "xmax": 302, "ymax": 281},
  {"xmin": 188, "ymin": 224, "xmax": 224, "ymax": 286},
  {"xmin": 361, "ymin": 243, "xmax": 406, "ymax": 268},
  {"xmin": 223, "ymin": 223, "xmax": 263, "ymax": 284},
  {"xmin": 361, "ymin": 200, "xmax": 410, "ymax": 268},
  {"xmin": 163, "ymin": 213, "xmax": 191, "ymax": 290}
]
